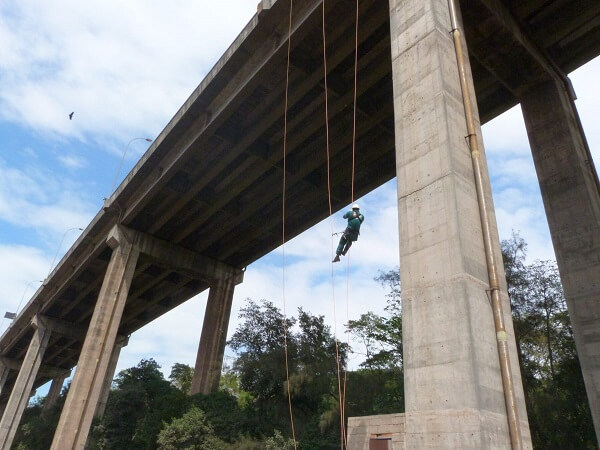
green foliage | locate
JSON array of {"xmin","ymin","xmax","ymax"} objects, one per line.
[
  {"xmin": 501, "ymin": 233, "xmax": 596, "ymax": 449},
  {"xmin": 344, "ymin": 368, "xmax": 403, "ymax": 417},
  {"xmin": 265, "ymin": 430, "xmax": 295, "ymax": 450},
  {"xmin": 228, "ymin": 299, "xmax": 351, "ymax": 447},
  {"xmin": 94, "ymin": 358, "xmax": 188, "ymax": 449},
  {"xmin": 347, "ymin": 268, "xmax": 402, "ymax": 369},
  {"xmin": 219, "ymin": 371, "xmax": 254, "ymax": 408},
  {"xmin": 169, "ymin": 363, "xmax": 194, "ymax": 394},
  {"xmin": 156, "ymin": 407, "xmax": 225, "ymax": 450},
  {"xmin": 188, "ymin": 391, "xmax": 249, "ymax": 442}
]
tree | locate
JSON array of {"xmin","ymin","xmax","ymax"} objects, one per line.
[
  {"xmin": 157, "ymin": 407, "xmax": 225, "ymax": 450},
  {"xmin": 228, "ymin": 299, "xmax": 349, "ymax": 448},
  {"xmin": 347, "ymin": 269, "xmax": 402, "ymax": 369},
  {"xmin": 501, "ymin": 232, "xmax": 596, "ymax": 448},
  {"xmin": 94, "ymin": 358, "xmax": 187, "ymax": 449},
  {"xmin": 169, "ymin": 363, "xmax": 194, "ymax": 393},
  {"xmin": 228, "ymin": 299, "xmax": 296, "ymax": 401}
]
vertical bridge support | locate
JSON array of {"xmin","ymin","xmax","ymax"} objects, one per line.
[
  {"xmin": 94, "ymin": 335, "xmax": 129, "ymax": 420},
  {"xmin": 190, "ymin": 275, "xmax": 239, "ymax": 395},
  {"xmin": 51, "ymin": 225, "xmax": 140, "ymax": 450},
  {"xmin": 521, "ymin": 80, "xmax": 600, "ymax": 444},
  {"xmin": 388, "ymin": 0, "xmax": 531, "ymax": 447},
  {"xmin": 0, "ymin": 316, "xmax": 52, "ymax": 449},
  {"xmin": 41, "ymin": 369, "xmax": 71, "ymax": 417}
]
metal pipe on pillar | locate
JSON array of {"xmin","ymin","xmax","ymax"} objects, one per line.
[{"xmin": 447, "ymin": 0, "xmax": 522, "ymax": 448}]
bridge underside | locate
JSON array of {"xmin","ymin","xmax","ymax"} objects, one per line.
[{"xmin": 0, "ymin": 0, "xmax": 598, "ymax": 441}]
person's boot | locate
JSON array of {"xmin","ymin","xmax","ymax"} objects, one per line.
[{"xmin": 332, "ymin": 255, "xmax": 340, "ymax": 263}]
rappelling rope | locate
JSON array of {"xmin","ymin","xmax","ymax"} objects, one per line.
[
  {"xmin": 322, "ymin": 2, "xmax": 346, "ymax": 449},
  {"xmin": 281, "ymin": 0, "xmax": 298, "ymax": 448},
  {"xmin": 340, "ymin": 1, "xmax": 359, "ymax": 447}
]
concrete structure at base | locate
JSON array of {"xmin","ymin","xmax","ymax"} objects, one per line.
[
  {"xmin": 0, "ymin": 0, "xmax": 598, "ymax": 448},
  {"xmin": 389, "ymin": 0, "xmax": 530, "ymax": 447},
  {"xmin": 347, "ymin": 414, "xmax": 405, "ymax": 449}
]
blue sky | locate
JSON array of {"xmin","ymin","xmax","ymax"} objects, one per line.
[{"xmin": 0, "ymin": 0, "xmax": 598, "ymax": 394}]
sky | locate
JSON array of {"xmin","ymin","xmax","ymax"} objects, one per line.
[{"xmin": 0, "ymin": 1, "xmax": 598, "ymax": 396}]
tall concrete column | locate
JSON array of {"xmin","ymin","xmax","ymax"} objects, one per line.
[
  {"xmin": 51, "ymin": 226, "xmax": 139, "ymax": 450},
  {"xmin": 0, "ymin": 363, "xmax": 9, "ymax": 396},
  {"xmin": 41, "ymin": 370, "xmax": 70, "ymax": 417},
  {"xmin": 94, "ymin": 335, "xmax": 128, "ymax": 419},
  {"xmin": 190, "ymin": 277, "xmax": 236, "ymax": 395},
  {"xmin": 0, "ymin": 317, "xmax": 52, "ymax": 449},
  {"xmin": 389, "ymin": 0, "xmax": 530, "ymax": 447},
  {"xmin": 521, "ymin": 80, "xmax": 600, "ymax": 444}
]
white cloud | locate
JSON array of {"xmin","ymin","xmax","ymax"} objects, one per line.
[
  {"xmin": 0, "ymin": 158, "xmax": 95, "ymax": 235},
  {"xmin": 571, "ymin": 55, "xmax": 600, "ymax": 164},
  {"xmin": 0, "ymin": 244, "xmax": 49, "ymax": 334},
  {"xmin": 482, "ymin": 104, "xmax": 530, "ymax": 157},
  {"xmin": 57, "ymin": 154, "xmax": 88, "ymax": 170},
  {"xmin": 0, "ymin": 0, "xmax": 258, "ymax": 146}
]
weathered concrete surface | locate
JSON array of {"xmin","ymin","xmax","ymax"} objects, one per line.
[
  {"xmin": 51, "ymin": 226, "xmax": 140, "ymax": 450},
  {"xmin": 347, "ymin": 413, "xmax": 405, "ymax": 450},
  {"xmin": 389, "ymin": 0, "xmax": 530, "ymax": 447},
  {"xmin": 0, "ymin": 318, "xmax": 51, "ymax": 449},
  {"xmin": 521, "ymin": 79, "xmax": 600, "ymax": 445},
  {"xmin": 190, "ymin": 277, "xmax": 237, "ymax": 395},
  {"xmin": 93, "ymin": 336, "xmax": 128, "ymax": 420}
]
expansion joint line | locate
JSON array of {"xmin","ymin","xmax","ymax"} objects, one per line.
[
  {"xmin": 322, "ymin": 2, "xmax": 346, "ymax": 449},
  {"xmin": 281, "ymin": 0, "xmax": 298, "ymax": 448}
]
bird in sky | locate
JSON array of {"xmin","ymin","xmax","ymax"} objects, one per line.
[{"xmin": 69, "ymin": 112, "xmax": 74, "ymax": 120}]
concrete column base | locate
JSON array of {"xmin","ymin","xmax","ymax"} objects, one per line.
[
  {"xmin": 348, "ymin": 410, "xmax": 532, "ymax": 449},
  {"xmin": 347, "ymin": 413, "xmax": 405, "ymax": 450}
]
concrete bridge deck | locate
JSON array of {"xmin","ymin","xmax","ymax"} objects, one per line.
[{"xmin": 0, "ymin": 0, "xmax": 599, "ymax": 447}]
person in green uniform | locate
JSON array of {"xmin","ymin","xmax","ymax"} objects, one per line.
[{"xmin": 332, "ymin": 204, "xmax": 364, "ymax": 262}]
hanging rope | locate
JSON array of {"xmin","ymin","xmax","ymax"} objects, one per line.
[
  {"xmin": 341, "ymin": 0, "xmax": 359, "ymax": 446},
  {"xmin": 281, "ymin": 0, "xmax": 298, "ymax": 448},
  {"xmin": 322, "ymin": 2, "xmax": 346, "ymax": 449}
]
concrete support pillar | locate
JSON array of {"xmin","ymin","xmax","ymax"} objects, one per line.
[
  {"xmin": 94, "ymin": 335, "xmax": 128, "ymax": 420},
  {"xmin": 0, "ymin": 317, "xmax": 52, "ymax": 449},
  {"xmin": 0, "ymin": 363, "xmax": 10, "ymax": 395},
  {"xmin": 190, "ymin": 277, "xmax": 236, "ymax": 395},
  {"xmin": 521, "ymin": 80, "xmax": 600, "ymax": 444},
  {"xmin": 51, "ymin": 226, "xmax": 139, "ymax": 450},
  {"xmin": 41, "ymin": 370, "xmax": 70, "ymax": 417},
  {"xmin": 389, "ymin": 0, "xmax": 531, "ymax": 447}
]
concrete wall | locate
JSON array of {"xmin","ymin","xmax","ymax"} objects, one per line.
[{"xmin": 348, "ymin": 414, "xmax": 406, "ymax": 450}]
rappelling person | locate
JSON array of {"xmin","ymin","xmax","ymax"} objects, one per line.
[{"xmin": 332, "ymin": 204, "xmax": 364, "ymax": 263}]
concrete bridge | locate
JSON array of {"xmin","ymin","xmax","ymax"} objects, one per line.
[{"xmin": 0, "ymin": 0, "xmax": 599, "ymax": 448}]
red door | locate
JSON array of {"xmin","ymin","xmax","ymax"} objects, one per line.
[{"xmin": 369, "ymin": 438, "xmax": 391, "ymax": 450}]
